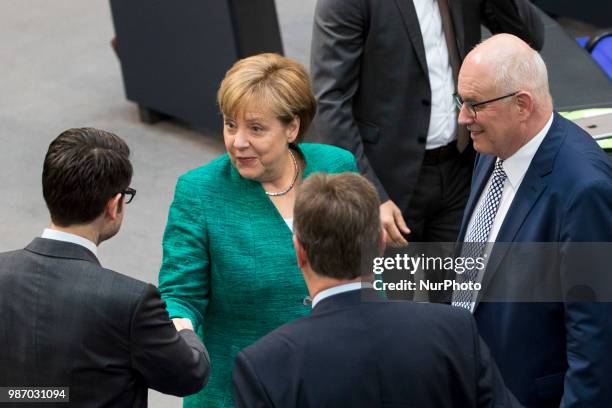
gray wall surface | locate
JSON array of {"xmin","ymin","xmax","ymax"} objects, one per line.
[{"xmin": 276, "ymin": 0, "xmax": 317, "ymax": 69}]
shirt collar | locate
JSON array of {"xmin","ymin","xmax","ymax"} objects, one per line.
[
  {"xmin": 311, "ymin": 282, "xmax": 365, "ymax": 309},
  {"xmin": 502, "ymin": 112, "xmax": 554, "ymax": 189},
  {"xmin": 41, "ymin": 228, "xmax": 98, "ymax": 258}
]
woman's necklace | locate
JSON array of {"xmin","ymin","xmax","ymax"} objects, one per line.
[{"xmin": 265, "ymin": 149, "xmax": 299, "ymax": 197}]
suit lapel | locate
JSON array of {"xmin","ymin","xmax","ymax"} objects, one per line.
[
  {"xmin": 494, "ymin": 115, "xmax": 563, "ymax": 244},
  {"xmin": 394, "ymin": 0, "xmax": 428, "ymax": 75},
  {"xmin": 458, "ymin": 155, "xmax": 495, "ymax": 241},
  {"xmin": 474, "ymin": 114, "xmax": 565, "ymax": 311},
  {"xmin": 474, "ymin": 179, "xmax": 548, "ymax": 309}
]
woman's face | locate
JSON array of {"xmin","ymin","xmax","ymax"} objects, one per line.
[{"xmin": 223, "ymin": 105, "xmax": 299, "ymax": 183}]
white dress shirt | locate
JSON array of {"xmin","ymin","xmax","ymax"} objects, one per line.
[
  {"xmin": 311, "ymin": 282, "xmax": 365, "ymax": 309},
  {"xmin": 465, "ymin": 113, "xmax": 554, "ymax": 243},
  {"xmin": 413, "ymin": 0, "xmax": 457, "ymax": 149},
  {"xmin": 459, "ymin": 113, "xmax": 554, "ymax": 312},
  {"xmin": 41, "ymin": 228, "xmax": 99, "ymax": 258}
]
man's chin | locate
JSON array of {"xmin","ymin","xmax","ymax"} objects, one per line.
[{"xmin": 472, "ymin": 139, "xmax": 492, "ymax": 155}]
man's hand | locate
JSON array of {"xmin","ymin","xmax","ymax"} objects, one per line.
[
  {"xmin": 380, "ymin": 200, "xmax": 411, "ymax": 246},
  {"xmin": 172, "ymin": 318, "xmax": 194, "ymax": 332}
]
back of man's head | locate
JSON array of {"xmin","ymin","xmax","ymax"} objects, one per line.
[
  {"xmin": 293, "ymin": 172, "xmax": 381, "ymax": 280},
  {"xmin": 43, "ymin": 127, "xmax": 132, "ymax": 227}
]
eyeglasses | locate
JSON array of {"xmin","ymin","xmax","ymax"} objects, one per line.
[
  {"xmin": 122, "ymin": 187, "xmax": 136, "ymax": 204},
  {"xmin": 454, "ymin": 91, "xmax": 518, "ymax": 119}
]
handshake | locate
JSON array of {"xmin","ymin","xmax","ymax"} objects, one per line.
[{"xmin": 173, "ymin": 317, "xmax": 195, "ymax": 332}]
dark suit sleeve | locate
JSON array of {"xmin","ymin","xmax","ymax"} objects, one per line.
[
  {"xmin": 469, "ymin": 314, "xmax": 523, "ymax": 408},
  {"xmin": 481, "ymin": 0, "xmax": 545, "ymax": 50},
  {"xmin": 310, "ymin": 0, "xmax": 389, "ymax": 202},
  {"xmin": 130, "ymin": 284, "xmax": 210, "ymax": 396},
  {"xmin": 559, "ymin": 179, "xmax": 612, "ymax": 406},
  {"xmin": 233, "ymin": 350, "xmax": 274, "ymax": 408}
]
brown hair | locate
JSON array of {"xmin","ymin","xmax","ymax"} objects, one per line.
[
  {"xmin": 217, "ymin": 53, "xmax": 316, "ymax": 142},
  {"xmin": 42, "ymin": 128, "xmax": 132, "ymax": 226},
  {"xmin": 294, "ymin": 172, "xmax": 381, "ymax": 279}
]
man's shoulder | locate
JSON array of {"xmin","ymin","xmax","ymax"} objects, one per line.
[
  {"xmin": 62, "ymin": 262, "xmax": 154, "ymax": 321},
  {"xmin": 241, "ymin": 300, "xmax": 475, "ymax": 363},
  {"xmin": 369, "ymin": 300, "xmax": 474, "ymax": 331},
  {"xmin": 0, "ymin": 248, "xmax": 30, "ymax": 279},
  {"xmin": 356, "ymin": 300, "xmax": 479, "ymax": 352},
  {"xmin": 547, "ymin": 115, "xmax": 612, "ymax": 189},
  {"xmin": 32, "ymin": 241, "xmax": 149, "ymax": 299},
  {"xmin": 0, "ymin": 247, "xmax": 26, "ymax": 261},
  {"xmin": 240, "ymin": 315, "xmax": 312, "ymax": 360},
  {"xmin": 560, "ymin": 119, "xmax": 610, "ymax": 168},
  {"xmin": 99, "ymin": 265, "xmax": 150, "ymax": 291},
  {"xmin": 237, "ymin": 311, "xmax": 344, "ymax": 374},
  {"xmin": 1, "ymin": 242, "xmax": 151, "ymax": 319},
  {"xmin": 76, "ymin": 260, "xmax": 152, "ymax": 306}
]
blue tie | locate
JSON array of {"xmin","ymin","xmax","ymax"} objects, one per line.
[{"xmin": 453, "ymin": 160, "xmax": 507, "ymax": 310}]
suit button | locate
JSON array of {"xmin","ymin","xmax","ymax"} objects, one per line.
[
  {"xmin": 303, "ymin": 296, "xmax": 312, "ymax": 306},
  {"xmin": 418, "ymin": 135, "xmax": 427, "ymax": 144},
  {"xmin": 422, "ymin": 99, "xmax": 431, "ymax": 107}
]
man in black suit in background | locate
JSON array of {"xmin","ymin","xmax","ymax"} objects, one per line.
[
  {"xmin": 233, "ymin": 173, "xmax": 519, "ymax": 408},
  {"xmin": 0, "ymin": 128, "xmax": 209, "ymax": 407},
  {"xmin": 310, "ymin": 0, "xmax": 544, "ymax": 247}
]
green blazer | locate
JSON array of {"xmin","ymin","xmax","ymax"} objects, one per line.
[{"xmin": 159, "ymin": 143, "xmax": 357, "ymax": 407}]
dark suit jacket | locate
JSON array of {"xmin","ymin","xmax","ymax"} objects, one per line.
[
  {"xmin": 310, "ymin": 0, "xmax": 544, "ymax": 209},
  {"xmin": 0, "ymin": 238, "xmax": 210, "ymax": 407},
  {"xmin": 233, "ymin": 289, "xmax": 520, "ymax": 408},
  {"xmin": 458, "ymin": 113, "xmax": 612, "ymax": 407}
]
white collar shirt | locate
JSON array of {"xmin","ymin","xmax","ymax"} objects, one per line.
[
  {"xmin": 413, "ymin": 0, "xmax": 457, "ymax": 149},
  {"xmin": 458, "ymin": 113, "xmax": 553, "ymax": 312},
  {"xmin": 465, "ymin": 113, "xmax": 554, "ymax": 243},
  {"xmin": 41, "ymin": 228, "xmax": 99, "ymax": 259},
  {"xmin": 311, "ymin": 282, "xmax": 364, "ymax": 309}
]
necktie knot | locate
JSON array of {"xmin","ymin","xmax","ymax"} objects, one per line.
[{"xmin": 493, "ymin": 160, "xmax": 507, "ymax": 182}]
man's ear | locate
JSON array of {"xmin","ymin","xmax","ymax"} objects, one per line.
[
  {"xmin": 515, "ymin": 91, "xmax": 534, "ymax": 120},
  {"xmin": 293, "ymin": 235, "xmax": 308, "ymax": 269},
  {"xmin": 105, "ymin": 193, "xmax": 123, "ymax": 221}
]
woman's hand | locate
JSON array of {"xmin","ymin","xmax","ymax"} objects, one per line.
[{"xmin": 380, "ymin": 200, "xmax": 410, "ymax": 246}]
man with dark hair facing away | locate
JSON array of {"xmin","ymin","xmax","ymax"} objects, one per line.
[
  {"xmin": 232, "ymin": 172, "xmax": 520, "ymax": 408},
  {"xmin": 0, "ymin": 128, "xmax": 209, "ymax": 407}
]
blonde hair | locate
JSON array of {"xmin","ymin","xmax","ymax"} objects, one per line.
[{"xmin": 217, "ymin": 53, "xmax": 316, "ymax": 142}]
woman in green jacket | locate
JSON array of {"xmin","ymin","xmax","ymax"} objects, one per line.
[{"xmin": 158, "ymin": 53, "xmax": 357, "ymax": 407}]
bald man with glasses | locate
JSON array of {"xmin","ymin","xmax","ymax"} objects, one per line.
[{"xmin": 452, "ymin": 34, "xmax": 612, "ymax": 407}]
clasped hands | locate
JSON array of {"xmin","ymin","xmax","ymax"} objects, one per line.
[{"xmin": 172, "ymin": 318, "xmax": 194, "ymax": 332}]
